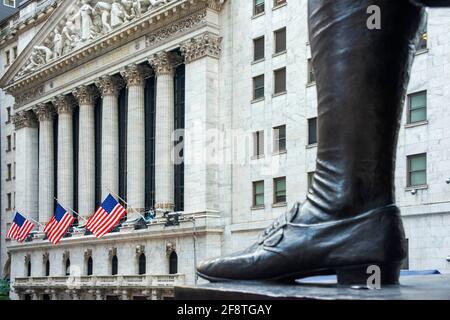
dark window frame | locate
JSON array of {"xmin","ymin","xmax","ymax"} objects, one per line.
[
  {"xmin": 308, "ymin": 117, "xmax": 318, "ymax": 145},
  {"xmin": 273, "ymin": 125, "xmax": 286, "ymax": 153},
  {"xmin": 407, "ymin": 153, "xmax": 427, "ymax": 187},
  {"xmin": 274, "ymin": 27, "xmax": 287, "ymax": 54},
  {"xmin": 253, "ymin": 36, "xmax": 265, "ymax": 62},
  {"xmin": 253, "ymin": 74, "xmax": 265, "ymax": 100},
  {"xmin": 274, "ymin": 67, "xmax": 287, "ymax": 94},
  {"xmin": 273, "ymin": 177, "xmax": 287, "ymax": 204},
  {"xmin": 407, "ymin": 91, "xmax": 427, "ymax": 124},
  {"xmin": 253, "ymin": 0, "xmax": 265, "ymax": 16},
  {"xmin": 253, "ymin": 180, "xmax": 265, "ymax": 207}
]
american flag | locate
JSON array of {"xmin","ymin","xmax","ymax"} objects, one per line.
[
  {"xmin": 6, "ymin": 212, "xmax": 34, "ymax": 242},
  {"xmin": 44, "ymin": 203, "xmax": 75, "ymax": 245},
  {"xmin": 86, "ymin": 194, "xmax": 127, "ymax": 238}
]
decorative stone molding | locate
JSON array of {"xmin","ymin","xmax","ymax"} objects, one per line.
[
  {"xmin": 42, "ymin": 252, "xmax": 49, "ymax": 263},
  {"xmin": 145, "ymin": 10, "xmax": 207, "ymax": 48},
  {"xmin": 136, "ymin": 245, "xmax": 145, "ymax": 257},
  {"xmin": 84, "ymin": 249, "xmax": 92, "ymax": 259},
  {"xmin": 180, "ymin": 33, "xmax": 222, "ymax": 64},
  {"xmin": 12, "ymin": 110, "xmax": 38, "ymax": 130},
  {"xmin": 24, "ymin": 254, "xmax": 31, "ymax": 264},
  {"xmin": 155, "ymin": 201, "xmax": 176, "ymax": 211},
  {"xmin": 52, "ymin": 95, "xmax": 76, "ymax": 114},
  {"xmin": 11, "ymin": 86, "xmax": 45, "ymax": 109},
  {"xmin": 108, "ymin": 247, "xmax": 117, "ymax": 258},
  {"xmin": 72, "ymin": 85, "xmax": 99, "ymax": 105},
  {"xmin": 148, "ymin": 52, "xmax": 182, "ymax": 76},
  {"xmin": 166, "ymin": 242, "xmax": 176, "ymax": 256},
  {"xmin": 62, "ymin": 250, "xmax": 70, "ymax": 262},
  {"xmin": 95, "ymin": 75, "xmax": 125, "ymax": 97},
  {"xmin": 206, "ymin": 0, "xmax": 227, "ymax": 11},
  {"xmin": 120, "ymin": 64, "xmax": 152, "ymax": 86},
  {"xmin": 34, "ymin": 103, "xmax": 56, "ymax": 122}
]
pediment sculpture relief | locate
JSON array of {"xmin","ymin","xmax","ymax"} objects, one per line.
[{"xmin": 16, "ymin": 0, "xmax": 173, "ymax": 80}]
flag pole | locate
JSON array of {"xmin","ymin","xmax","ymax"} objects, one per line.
[
  {"xmin": 106, "ymin": 187, "xmax": 148, "ymax": 221},
  {"xmin": 53, "ymin": 197, "xmax": 88, "ymax": 223}
]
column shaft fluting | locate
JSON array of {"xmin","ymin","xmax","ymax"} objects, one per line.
[
  {"xmin": 13, "ymin": 111, "xmax": 39, "ymax": 222},
  {"xmin": 73, "ymin": 86, "xmax": 98, "ymax": 220},
  {"xmin": 34, "ymin": 104, "xmax": 55, "ymax": 227},
  {"xmin": 95, "ymin": 76, "xmax": 124, "ymax": 200},
  {"xmin": 53, "ymin": 95, "xmax": 75, "ymax": 211},
  {"xmin": 121, "ymin": 64, "xmax": 150, "ymax": 214}
]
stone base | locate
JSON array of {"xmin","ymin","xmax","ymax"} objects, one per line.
[{"xmin": 174, "ymin": 275, "xmax": 450, "ymax": 300}]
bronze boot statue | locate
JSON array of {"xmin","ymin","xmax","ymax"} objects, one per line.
[{"xmin": 197, "ymin": 0, "xmax": 450, "ymax": 285}]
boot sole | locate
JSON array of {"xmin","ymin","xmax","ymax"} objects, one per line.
[{"xmin": 197, "ymin": 261, "xmax": 402, "ymax": 286}]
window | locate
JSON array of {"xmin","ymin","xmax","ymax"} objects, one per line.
[
  {"xmin": 274, "ymin": 67, "xmax": 286, "ymax": 94},
  {"xmin": 13, "ymin": 132, "xmax": 16, "ymax": 149},
  {"xmin": 65, "ymin": 259, "xmax": 71, "ymax": 276},
  {"xmin": 253, "ymin": 74, "xmax": 265, "ymax": 100},
  {"xmin": 6, "ymin": 107, "xmax": 11, "ymax": 123},
  {"xmin": 27, "ymin": 260, "xmax": 31, "ymax": 277},
  {"xmin": 273, "ymin": 125, "xmax": 286, "ymax": 153},
  {"xmin": 111, "ymin": 255, "xmax": 118, "ymax": 275},
  {"xmin": 417, "ymin": 15, "xmax": 427, "ymax": 51},
  {"xmin": 274, "ymin": 28, "xmax": 286, "ymax": 54},
  {"xmin": 6, "ymin": 135, "xmax": 11, "ymax": 151},
  {"xmin": 138, "ymin": 253, "xmax": 146, "ymax": 275},
  {"xmin": 5, "ymin": 50, "xmax": 10, "ymax": 65},
  {"xmin": 6, "ymin": 193, "xmax": 12, "ymax": 210},
  {"xmin": 87, "ymin": 257, "xmax": 93, "ymax": 276},
  {"xmin": 169, "ymin": 252, "xmax": 178, "ymax": 275},
  {"xmin": 407, "ymin": 154, "xmax": 427, "ymax": 187},
  {"xmin": 274, "ymin": 177, "xmax": 286, "ymax": 204},
  {"xmin": 45, "ymin": 260, "xmax": 50, "ymax": 276},
  {"xmin": 407, "ymin": 91, "xmax": 427, "ymax": 124},
  {"xmin": 13, "ymin": 46, "xmax": 18, "ymax": 59},
  {"xmin": 253, "ymin": 180, "xmax": 265, "ymax": 207},
  {"xmin": 6, "ymin": 164, "xmax": 11, "ymax": 181},
  {"xmin": 253, "ymin": 36, "xmax": 265, "ymax": 62},
  {"xmin": 253, "ymin": 130, "xmax": 264, "ymax": 157},
  {"xmin": 308, "ymin": 117, "xmax": 318, "ymax": 145},
  {"xmin": 307, "ymin": 58, "xmax": 315, "ymax": 84},
  {"xmin": 274, "ymin": 0, "xmax": 286, "ymax": 7},
  {"xmin": 4, "ymin": 0, "xmax": 16, "ymax": 8},
  {"xmin": 254, "ymin": 0, "xmax": 265, "ymax": 15},
  {"xmin": 13, "ymin": 162, "xmax": 15, "ymax": 179},
  {"xmin": 307, "ymin": 172, "xmax": 315, "ymax": 193}
]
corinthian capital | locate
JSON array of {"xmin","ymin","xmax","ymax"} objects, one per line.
[
  {"xmin": 12, "ymin": 110, "xmax": 38, "ymax": 130},
  {"xmin": 95, "ymin": 75, "xmax": 125, "ymax": 97},
  {"xmin": 34, "ymin": 103, "xmax": 56, "ymax": 121},
  {"xmin": 120, "ymin": 64, "xmax": 152, "ymax": 87},
  {"xmin": 72, "ymin": 85, "xmax": 99, "ymax": 105},
  {"xmin": 180, "ymin": 33, "xmax": 222, "ymax": 64},
  {"xmin": 148, "ymin": 52, "xmax": 182, "ymax": 76},
  {"xmin": 52, "ymin": 95, "xmax": 76, "ymax": 114}
]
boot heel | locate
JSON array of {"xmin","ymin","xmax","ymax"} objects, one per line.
[{"xmin": 336, "ymin": 262, "xmax": 401, "ymax": 286}]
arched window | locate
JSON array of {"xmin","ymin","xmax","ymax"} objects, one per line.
[
  {"xmin": 111, "ymin": 255, "xmax": 118, "ymax": 275},
  {"xmin": 45, "ymin": 259, "xmax": 50, "ymax": 277},
  {"xmin": 65, "ymin": 258, "xmax": 71, "ymax": 276},
  {"xmin": 87, "ymin": 257, "xmax": 93, "ymax": 276},
  {"xmin": 138, "ymin": 253, "xmax": 146, "ymax": 275},
  {"xmin": 169, "ymin": 252, "xmax": 178, "ymax": 275},
  {"xmin": 27, "ymin": 260, "xmax": 32, "ymax": 277}
]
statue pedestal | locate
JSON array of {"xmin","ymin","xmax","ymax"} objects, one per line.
[{"xmin": 175, "ymin": 274, "xmax": 450, "ymax": 300}]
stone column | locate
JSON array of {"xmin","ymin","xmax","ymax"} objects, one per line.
[
  {"xmin": 53, "ymin": 95, "xmax": 75, "ymax": 210},
  {"xmin": 34, "ymin": 104, "xmax": 56, "ymax": 228},
  {"xmin": 95, "ymin": 75, "xmax": 124, "ymax": 199},
  {"xmin": 180, "ymin": 33, "xmax": 222, "ymax": 213},
  {"xmin": 148, "ymin": 52, "xmax": 181, "ymax": 212},
  {"xmin": 120, "ymin": 64, "xmax": 151, "ymax": 216},
  {"xmin": 12, "ymin": 110, "xmax": 39, "ymax": 222},
  {"xmin": 73, "ymin": 85, "xmax": 98, "ymax": 221}
]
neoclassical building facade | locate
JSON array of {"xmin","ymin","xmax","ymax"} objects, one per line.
[{"xmin": 1, "ymin": 0, "xmax": 450, "ymax": 300}]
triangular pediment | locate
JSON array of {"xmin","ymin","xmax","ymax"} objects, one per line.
[{"xmin": 1, "ymin": 0, "xmax": 194, "ymax": 90}]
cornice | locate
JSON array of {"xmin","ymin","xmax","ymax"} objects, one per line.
[{"xmin": 2, "ymin": 0, "xmax": 227, "ymax": 95}]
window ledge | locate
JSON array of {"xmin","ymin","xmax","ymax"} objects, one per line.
[
  {"xmin": 306, "ymin": 81, "xmax": 316, "ymax": 88},
  {"xmin": 272, "ymin": 91, "xmax": 287, "ymax": 98},
  {"xmin": 273, "ymin": 3, "xmax": 287, "ymax": 11},
  {"xmin": 405, "ymin": 185, "xmax": 428, "ymax": 192},
  {"xmin": 306, "ymin": 143, "xmax": 318, "ymax": 149},
  {"xmin": 252, "ymin": 12, "xmax": 265, "ymax": 20},
  {"xmin": 251, "ymin": 97, "xmax": 265, "ymax": 104},
  {"xmin": 405, "ymin": 120, "xmax": 428, "ymax": 129},
  {"xmin": 272, "ymin": 51, "xmax": 287, "ymax": 58},
  {"xmin": 272, "ymin": 150, "xmax": 287, "ymax": 156},
  {"xmin": 252, "ymin": 58, "xmax": 265, "ymax": 65},
  {"xmin": 272, "ymin": 202, "xmax": 287, "ymax": 208},
  {"xmin": 251, "ymin": 205, "xmax": 265, "ymax": 211},
  {"xmin": 415, "ymin": 48, "xmax": 429, "ymax": 56},
  {"xmin": 251, "ymin": 154, "xmax": 265, "ymax": 160}
]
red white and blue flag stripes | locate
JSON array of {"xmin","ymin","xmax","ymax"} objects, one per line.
[
  {"xmin": 6, "ymin": 212, "xmax": 34, "ymax": 242},
  {"xmin": 44, "ymin": 203, "xmax": 75, "ymax": 245},
  {"xmin": 86, "ymin": 194, "xmax": 127, "ymax": 238}
]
